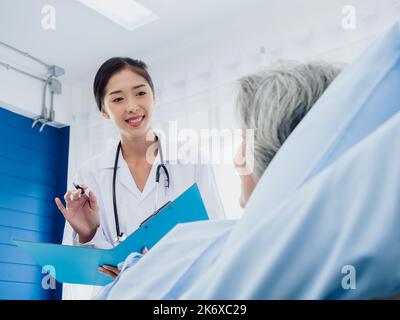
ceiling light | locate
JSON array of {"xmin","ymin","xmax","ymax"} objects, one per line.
[{"xmin": 77, "ymin": 0, "xmax": 159, "ymax": 31}]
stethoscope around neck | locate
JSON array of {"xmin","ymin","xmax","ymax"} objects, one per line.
[{"xmin": 112, "ymin": 135, "xmax": 170, "ymax": 244}]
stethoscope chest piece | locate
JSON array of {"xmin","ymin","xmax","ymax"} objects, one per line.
[{"xmin": 114, "ymin": 233, "xmax": 127, "ymax": 244}]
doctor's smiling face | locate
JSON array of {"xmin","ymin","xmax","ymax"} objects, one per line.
[
  {"xmin": 93, "ymin": 57, "xmax": 155, "ymax": 141},
  {"xmin": 102, "ymin": 68, "xmax": 154, "ymax": 138}
]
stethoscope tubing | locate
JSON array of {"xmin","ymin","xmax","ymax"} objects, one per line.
[{"xmin": 112, "ymin": 135, "xmax": 170, "ymax": 243}]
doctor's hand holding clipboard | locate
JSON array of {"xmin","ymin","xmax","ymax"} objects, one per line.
[
  {"xmin": 55, "ymin": 183, "xmax": 127, "ymax": 279},
  {"xmin": 55, "ymin": 182, "xmax": 148, "ymax": 280},
  {"xmin": 54, "ymin": 57, "xmax": 225, "ymax": 299}
]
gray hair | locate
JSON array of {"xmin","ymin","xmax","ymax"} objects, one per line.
[{"xmin": 236, "ymin": 61, "xmax": 341, "ymax": 182}]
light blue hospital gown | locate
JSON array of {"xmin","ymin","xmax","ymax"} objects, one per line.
[{"xmin": 98, "ymin": 111, "xmax": 400, "ymax": 299}]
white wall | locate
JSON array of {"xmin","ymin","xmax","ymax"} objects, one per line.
[
  {"xmin": 1, "ymin": 0, "xmax": 399, "ymax": 219},
  {"xmin": 0, "ymin": 45, "xmax": 73, "ymax": 126},
  {"xmin": 134, "ymin": 3, "xmax": 400, "ymax": 218}
]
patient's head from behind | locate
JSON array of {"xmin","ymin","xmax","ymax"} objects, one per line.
[{"xmin": 234, "ymin": 61, "xmax": 341, "ymax": 207}]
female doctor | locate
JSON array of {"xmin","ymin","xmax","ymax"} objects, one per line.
[{"xmin": 55, "ymin": 57, "xmax": 225, "ymax": 298}]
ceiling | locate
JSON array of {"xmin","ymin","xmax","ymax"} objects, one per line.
[
  {"xmin": 0, "ymin": 0, "xmax": 264, "ymax": 84},
  {"xmin": 0, "ymin": 0, "xmax": 397, "ymax": 86}
]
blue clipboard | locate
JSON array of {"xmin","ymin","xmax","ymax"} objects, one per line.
[{"xmin": 13, "ymin": 183, "xmax": 209, "ymax": 286}]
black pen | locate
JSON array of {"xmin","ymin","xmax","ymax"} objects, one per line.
[{"xmin": 73, "ymin": 182, "xmax": 85, "ymax": 195}]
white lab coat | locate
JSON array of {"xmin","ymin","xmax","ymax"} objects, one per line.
[{"xmin": 61, "ymin": 143, "xmax": 225, "ymax": 300}]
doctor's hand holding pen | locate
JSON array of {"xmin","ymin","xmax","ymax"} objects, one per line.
[
  {"xmin": 55, "ymin": 183, "xmax": 149, "ymax": 280},
  {"xmin": 54, "ymin": 183, "xmax": 100, "ymax": 244}
]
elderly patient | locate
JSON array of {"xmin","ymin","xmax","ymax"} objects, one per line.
[{"xmin": 96, "ymin": 61, "xmax": 341, "ymax": 300}]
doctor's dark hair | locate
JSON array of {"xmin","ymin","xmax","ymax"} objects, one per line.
[{"xmin": 93, "ymin": 57, "xmax": 155, "ymax": 112}]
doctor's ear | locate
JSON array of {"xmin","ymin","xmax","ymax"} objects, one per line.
[{"xmin": 101, "ymin": 108, "xmax": 110, "ymax": 119}]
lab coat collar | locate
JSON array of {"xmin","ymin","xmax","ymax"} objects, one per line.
[
  {"xmin": 97, "ymin": 144, "xmax": 121, "ymax": 170},
  {"xmin": 97, "ymin": 141, "xmax": 175, "ymax": 202},
  {"xmin": 97, "ymin": 141, "xmax": 178, "ymax": 170}
]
